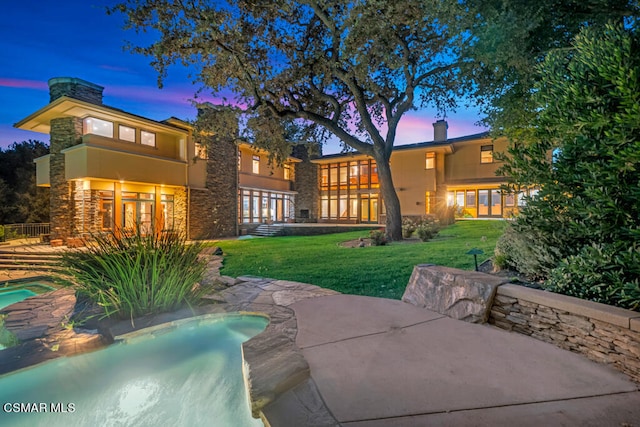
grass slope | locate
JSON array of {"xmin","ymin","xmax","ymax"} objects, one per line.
[{"xmin": 215, "ymin": 221, "xmax": 506, "ymax": 300}]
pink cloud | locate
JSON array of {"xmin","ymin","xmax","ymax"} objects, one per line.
[{"xmin": 0, "ymin": 78, "xmax": 48, "ymax": 90}]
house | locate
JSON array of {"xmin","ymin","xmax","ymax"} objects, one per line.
[
  {"xmin": 15, "ymin": 77, "xmax": 312, "ymax": 241},
  {"xmin": 313, "ymin": 120, "xmax": 523, "ymax": 223},
  {"xmin": 15, "ymin": 77, "xmax": 521, "ymax": 242}
]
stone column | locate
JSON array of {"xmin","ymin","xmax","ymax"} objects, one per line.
[
  {"xmin": 292, "ymin": 143, "xmax": 321, "ymax": 222},
  {"xmin": 49, "ymin": 117, "xmax": 83, "ymax": 240}
]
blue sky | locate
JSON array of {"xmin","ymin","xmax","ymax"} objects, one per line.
[{"xmin": 0, "ymin": 1, "xmax": 487, "ymax": 154}]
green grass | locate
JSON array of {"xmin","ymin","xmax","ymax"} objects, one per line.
[{"xmin": 216, "ymin": 221, "xmax": 506, "ymax": 300}]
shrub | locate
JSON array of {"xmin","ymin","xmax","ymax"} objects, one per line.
[
  {"xmin": 401, "ymin": 217, "xmax": 417, "ymax": 238},
  {"xmin": 61, "ymin": 227, "xmax": 207, "ymax": 320},
  {"xmin": 369, "ymin": 229, "xmax": 387, "ymax": 246},
  {"xmin": 0, "ymin": 225, "xmax": 4, "ymax": 242},
  {"xmin": 415, "ymin": 215, "xmax": 441, "ymax": 242},
  {"xmin": 544, "ymin": 243, "xmax": 640, "ymax": 311}
]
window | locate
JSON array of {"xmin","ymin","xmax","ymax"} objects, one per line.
[
  {"xmin": 161, "ymin": 194, "xmax": 175, "ymax": 230},
  {"xmin": 466, "ymin": 190, "xmax": 476, "ymax": 207},
  {"xmin": 119, "ymin": 125, "xmax": 135, "ymax": 142},
  {"xmin": 141, "ymin": 131, "xmax": 156, "ymax": 147},
  {"xmin": 480, "ymin": 145, "xmax": 494, "ymax": 163},
  {"xmin": 504, "ymin": 193, "xmax": 516, "ymax": 207},
  {"xmin": 252, "ymin": 155, "xmax": 260, "ymax": 174},
  {"xmin": 447, "ymin": 191, "xmax": 455, "ymax": 207},
  {"xmin": 83, "ymin": 117, "xmax": 113, "ymax": 138},
  {"xmin": 321, "ymin": 166, "xmax": 329, "ymax": 188},
  {"xmin": 425, "ymin": 152, "xmax": 435, "ymax": 169},
  {"xmin": 195, "ymin": 142, "xmax": 207, "ymax": 159},
  {"xmin": 456, "ymin": 191, "xmax": 465, "ymax": 208},
  {"xmin": 98, "ymin": 190, "xmax": 114, "ymax": 230},
  {"xmin": 284, "ymin": 164, "xmax": 292, "ymax": 180}
]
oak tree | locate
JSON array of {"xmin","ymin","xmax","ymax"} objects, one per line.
[{"xmin": 112, "ymin": 0, "xmax": 469, "ymax": 240}]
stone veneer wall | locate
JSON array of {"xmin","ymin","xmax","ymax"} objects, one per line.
[
  {"xmin": 489, "ymin": 284, "xmax": 640, "ymax": 383},
  {"xmin": 49, "ymin": 77, "xmax": 104, "ymax": 104},
  {"xmin": 173, "ymin": 187, "xmax": 187, "ymax": 236},
  {"xmin": 188, "ymin": 136, "xmax": 238, "ymax": 239},
  {"xmin": 292, "ymin": 144, "xmax": 320, "ymax": 222},
  {"xmin": 49, "ymin": 117, "xmax": 83, "ymax": 240}
]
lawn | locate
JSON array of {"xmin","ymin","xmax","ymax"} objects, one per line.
[{"xmin": 215, "ymin": 220, "xmax": 507, "ymax": 300}]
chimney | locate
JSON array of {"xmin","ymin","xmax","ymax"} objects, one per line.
[
  {"xmin": 433, "ymin": 119, "xmax": 448, "ymax": 142},
  {"xmin": 48, "ymin": 77, "xmax": 104, "ymax": 105}
]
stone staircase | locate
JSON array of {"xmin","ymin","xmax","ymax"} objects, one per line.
[
  {"xmin": 0, "ymin": 250, "xmax": 65, "ymax": 273},
  {"xmin": 251, "ymin": 224, "xmax": 285, "ymax": 237}
]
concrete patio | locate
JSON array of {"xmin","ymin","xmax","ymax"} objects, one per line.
[{"xmin": 264, "ymin": 293, "xmax": 640, "ymax": 426}]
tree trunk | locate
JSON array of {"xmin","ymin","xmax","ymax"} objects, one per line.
[{"xmin": 375, "ymin": 155, "xmax": 403, "ymax": 241}]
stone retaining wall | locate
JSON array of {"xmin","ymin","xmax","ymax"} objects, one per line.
[{"xmin": 489, "ymin": 284, "xmax": 640, "ymax": 383}]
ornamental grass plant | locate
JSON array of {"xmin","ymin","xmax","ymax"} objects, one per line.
[{"xmin": 61, "ymin": 227, "xmax": 206, "ymax": 320}]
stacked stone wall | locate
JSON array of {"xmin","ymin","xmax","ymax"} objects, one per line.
[
  {"xmin": 49, "ymin": 117, "xmax": 83, "ymax": 240},
  {"xmin": 489, "ymin": 285, "xmax": 640, "ymax": 383},
  {"xmin": 49, "ymin": 77, "xmax": 104, "ymax": 104},
  {"xmin": 292, "ymin": 144, "xmax": 320, "ymax": 222},
  {"xmin": 173, "ymin": 187, "xmax": 187, "ymax": 236},
  {"xmin": 72, "ymin": 185, "xmax": 100, "ymax": 235}
]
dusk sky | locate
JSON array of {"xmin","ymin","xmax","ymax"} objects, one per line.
[{"xmin": 0, "ymin": 0, "xmax": 487, "ymax": 154}]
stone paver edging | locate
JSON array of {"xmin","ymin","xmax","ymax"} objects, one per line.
[{"xmin": 0, "ymin": 273, "xmax": 340, "ymax": 426}]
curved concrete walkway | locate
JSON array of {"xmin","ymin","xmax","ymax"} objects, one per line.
[{"xmin": 267, "ymin": 294, "xmax": 640, "ymax": 426}]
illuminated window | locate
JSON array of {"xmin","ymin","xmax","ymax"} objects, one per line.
[
  {"xmin": 480, "ymin": 145, "xmax": 494, "ymax": 163},
  {"xmin": 252, "ymin": 156, "xmax": 260, "ymax": 174},
  {"xmin": 466, "ymin": 190, "xmax": 476, "ymax": 207},
  {"xmin": 447, "ymin": 191, "xmax": 455, "ymax": 206},
  {"xmin": 141, "ymin": 131, "xmax": 156, "ymax": 147},
  {"xmin": 504, "ymin": 193, "xmax": 516, "ymax": 207},
  {"xmin": 321, "ymin": 166, "xmax": 329, "ymax": 188},
  {"xmin": 425, "ymin": 152, "xmax": 435, "ymax": 169},
  {"xmin": 195, "ymin": 142, "xmax": 207, "ymax": 159},
  {"xmin": 118, "ymin": 125, "xmax": 135, "ymax": 142},
  {"xmin": 284, "ymin": 164, "xmax": 291, "ymax": 180},
  {"xmin": 83, "ymin": 117, "xmax": 113, "ymax": 138}
]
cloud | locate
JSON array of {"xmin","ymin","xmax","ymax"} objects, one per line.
[{"xmin": 0, "ymin": 78, "xmax": 47, "ymax": 90}]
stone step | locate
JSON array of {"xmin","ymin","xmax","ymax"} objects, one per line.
[
  {"xmin": 0, "ymin": 254, "xmax": 63, "ymax": 261},
  {"xmin": 252, "ymin": 224, "xmax": 285, "ymax": 237},
  {"xmin": 0, "ymin": 264, "xmax": 65, "ymax": 272}
]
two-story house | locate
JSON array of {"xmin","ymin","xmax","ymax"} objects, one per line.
[{"xmin": 15, "ymin": 77, "xmax": 306, "ymax": 241}]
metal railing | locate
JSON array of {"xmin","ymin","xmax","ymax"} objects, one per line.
[{"xmin": 0, "ymin": 223, "xmax": 50, "ymax": 242}]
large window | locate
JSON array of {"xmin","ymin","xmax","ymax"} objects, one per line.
[
  {"xmin": 122, "ymin": 192, "xmax": 155, "ymax": 234},
  {"xmin": 480, "ymin": 145, "xmax": 494, "ymax": 163},
  {"xmin": 284, "ymin": 164, "xmax": 292, "ymax": 180},
  {"xmin": 240, "ymin": 189, "xmax": 294, "ymax": 223},
  {"xmin": 425, "ymin": 152, "xmax": 435, "ymax": 169},
  {"xmin": 252, "ymin": 156, "xmax": 260, "ymax": 174},
  {"xmin": 83, "ymin": 117, "xmax": 113, "ymax": 138}
]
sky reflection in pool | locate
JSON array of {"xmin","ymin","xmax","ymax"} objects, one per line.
[{"xmin": 0, "ymin": 315, "xmax": 268, "ymax": 427}]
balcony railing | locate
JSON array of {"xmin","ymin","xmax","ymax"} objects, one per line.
[{"xmin": 0, "ymin": 223, "xmax": 50, "ymax": 242}]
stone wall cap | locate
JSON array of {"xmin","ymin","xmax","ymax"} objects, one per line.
[
  {"xmin": 497, "ymin": 283, "xmax": 640, "ymax": 329},
  {"xmin": 630, "ymin": 317, "xmax": 640, "ymax": 333},
  {"xmin": 48, "ymin": 77, "xmax": 104, "ymax": 91}
]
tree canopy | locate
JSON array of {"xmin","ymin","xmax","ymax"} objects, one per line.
[
  {"xmin": 112, "ymin": 0, "xmax": 472, "ymax": 240},
  {"xmin": 0, "ymin": 140, "xmax": 49, "ymax": 225},
  {"xmin": 465, "ymin": 0, "xmax": 640, "ymax": 131}
]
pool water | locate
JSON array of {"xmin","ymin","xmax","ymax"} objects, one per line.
[
  {"xmin": 0, "ymin": 289, "xmax": 37, "ymax": 310},
  {"xmin": 0, "ymin": 315, "xmax": 268, "ymax": 427}
]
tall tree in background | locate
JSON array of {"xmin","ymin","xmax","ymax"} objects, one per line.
[
  {"xmin": 112, "ymin": 0, "xmax": 470, "ymax": 240},
  {"xmin": 0, "ymin": 140, "xmax": 49, "ymax": 224},
  {"xmin": 466, "ymin": 0, "xmax": 639, "ymax": 132}
]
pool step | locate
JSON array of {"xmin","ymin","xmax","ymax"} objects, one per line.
[{"xmin": 0, "ymin": 251, "xmax": 64, "ymax": 272}]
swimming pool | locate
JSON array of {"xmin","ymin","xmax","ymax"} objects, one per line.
[
  {"xmin": 0, "ymin": 314, "xmax": 268, "ymax": 427},
  {"xmin": 0, "ymin": 282, "xmax": 55, "ymax": 310}
]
